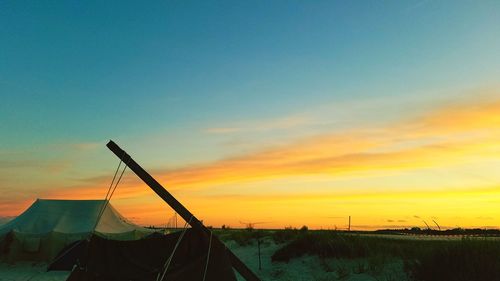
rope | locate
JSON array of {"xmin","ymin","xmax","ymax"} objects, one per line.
[
  {"xmin": 202, "ymin": 231, "xmax": 213, "ymax": 281},
  {"xmin": 104, "ymin": 163, "xmax": 127, "ymax": 210},
  {"xmin": 92, "ymin": 153, "xmax": 129, "ymax": 233},
  {"xmin": 101, "ymin": 157, "xmax": 123, "ymax": 212},
  {"xmin": 48, "ymin": 156, "xmax": 128, "ymax": 268},
  {"xmin": 156, "ymin": 216, "xmax": 193, "ymax": 281},
  {"xmin": 93, "ymin": 159, "xmax": 122, "ymax": 231}
]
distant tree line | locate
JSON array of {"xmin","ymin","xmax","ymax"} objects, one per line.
[{"xmin": 374, "ymin": 227, "xmax": 500, "ymax": 236}]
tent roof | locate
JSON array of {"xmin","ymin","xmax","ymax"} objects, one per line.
[{"xmin": 0, "ymin": 199, "xmax": 143, "ymax": 235}]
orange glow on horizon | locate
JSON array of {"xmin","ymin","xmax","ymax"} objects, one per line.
[{"xmin": 4, "ymin": 93, "xmax": 500, "ymax": 230}]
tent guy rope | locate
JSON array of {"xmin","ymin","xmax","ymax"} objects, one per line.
[
  {"xmin": 47, "ymin": 156, "xmax": 129, "ymax": 268},
  {"xmin": 93, "ymin": 152, "xmax": 129, "ymax": 233},
  {"xmin": 202, "ymin": 231, "xmax": 214, "ymax": 281},
  {"xmin": 157, "ymin": 216, "xmax": 193, "ymax": 281}
]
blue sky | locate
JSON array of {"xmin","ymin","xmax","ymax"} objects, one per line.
[
  {"xmin": 1, "ymin": 1, "xmax": 500, "ymax": 228},
  {"xmin": 2, "ymin": 1, "xmax": 498, "ymax": 148}
]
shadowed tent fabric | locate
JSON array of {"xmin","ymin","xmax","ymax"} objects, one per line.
[
  {"xmin": 47, "ymin": 232, "xmax": 165, "ymax": 271},
  {"xmin": 48, "ymin": 239, "xmax": 87, "ymax": 271},
  {"xmin": 0, "ymin": 199, "xmax": 151, "ymax": 262},
  {"xmin": 65, "ymin": 228, "xmax": 237, "ymax": 281}
]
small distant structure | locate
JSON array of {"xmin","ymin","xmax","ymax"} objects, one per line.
[
  {"xmin": 239, "ymin": 221, "xmax": 269, "ymax": 230},
  {"xmin": 164, "ymin": 212, "xmax": 179, "ymax": 229}
]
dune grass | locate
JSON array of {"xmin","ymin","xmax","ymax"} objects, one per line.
[
  {"xmin": 271, "ymin": 231, "xmax": 412, "ymax": 262},
  {"xmin": 406, "ymin": 238, "xmax": 500, "ymax": 281},
  {"xmin": 216, "ymin": 227, "xmax": 500, "ymax": 280},
  {"xmin": 268, "ymin": 230, "xmax": 500, "ymax": 281}
]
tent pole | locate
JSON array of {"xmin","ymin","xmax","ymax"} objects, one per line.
[{"xmin": 106, "ymin": 140, "xmax": 260, "ymax": 281}]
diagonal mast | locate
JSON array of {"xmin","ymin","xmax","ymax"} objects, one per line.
[{"xmin": 106, "ymin": 140, "xmax": 260, "ymax": 281}]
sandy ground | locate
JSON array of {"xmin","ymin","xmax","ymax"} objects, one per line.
[
  {"xmin": 0, "ymin": 262, "xmax": 69, "ymax": 281},
  {"xmin": 229, "ymin": 237, "xmax": 409, "ymax": 281},
  {"xmin": 0, "ymin": 237, "xmax": 409, "ymax": 281}
]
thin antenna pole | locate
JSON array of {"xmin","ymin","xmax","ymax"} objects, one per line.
[
  {"xmin": 257, "ymin": 236, "xmax": 261, "ymax": 270},
  {"xmin": 348, "ymin": 216, "xmax": 351, "ymax": 232}
]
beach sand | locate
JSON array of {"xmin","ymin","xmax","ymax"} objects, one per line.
[{"xmin": 0, "ymin": 262, "xmax": 69, "ymax": 281}]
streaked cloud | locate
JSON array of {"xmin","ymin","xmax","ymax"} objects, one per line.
[
  {"xmin": 204, "ymin": 127, "xmax": 242, "ymax": 134},
  {"xmin": 70, "ymin": 142, "xmax": 101, "ymax": 151},
  {"xmin": 150, "ymin": 94, "xmax": 500, "ymax": 190},
  {"xmin": 44, "ymin": 93, "xmax": 499, "ymax": 198},
  {"xmin": 204, "ymin": 115, "xmax": 312, "ymax": 134},
  {"xmin": 3, "ymin": 91, "xmax": 500, "ymax": 229}
]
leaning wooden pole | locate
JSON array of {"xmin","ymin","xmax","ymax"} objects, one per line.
[{"xmin": 106, "ymin": 140, "xmax": 260, "ymax": 281}]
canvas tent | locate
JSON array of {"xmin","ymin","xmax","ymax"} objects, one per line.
[
  {"xmin": 0, "ymin": 140, "xmax": 259, "ymax": 280},
  {"xmin": 0, "ymin": 199, "xmax": 150, "ymax": 262},
  {"xmin": 57, "ymin": 228, "xmax": 237, "ymax": 281}
]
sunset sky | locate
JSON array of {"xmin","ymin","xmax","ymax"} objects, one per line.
[{"xmin": 1, "ymin": 1, "xmax": 500, "ymax": 230}]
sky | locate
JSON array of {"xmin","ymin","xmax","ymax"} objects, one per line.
[{"xmin": 1, "ymin": 1, "xmax": 500, "ymax": 230}]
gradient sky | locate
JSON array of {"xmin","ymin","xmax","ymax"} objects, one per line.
[{"xmin": 1, "ymin": 1, "xmax": 500, "ymax": 230}]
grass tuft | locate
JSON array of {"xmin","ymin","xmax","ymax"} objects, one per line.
[
  {"xmin": 406, "ymin": 238, "xmax": 500, "ymax": 281},
  {"xmin": 271, "ymin": 231, "xmax": 500, "ymax": 281}
]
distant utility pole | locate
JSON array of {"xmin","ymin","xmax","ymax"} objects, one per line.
[
  {"xmin": 348, "ymin": 216, "xmax": 351, "ymax": 232},
  {"xmin": 257, "ymin": 234, "xmax": 262, "ymax": 270}
]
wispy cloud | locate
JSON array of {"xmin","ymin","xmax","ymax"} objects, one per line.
[
  {"xmin": 4, "ymin": 91, "xmax": 500, "ymax": 229},
  {"xmin": 0, "ymin": 141, "xmax": 108, "ymax": 213},
  {"xmin": 204, "ymin": 115, "xmax": 312, "ymax": 134},
  {"xmin": 70, "ymin": 142, "xmax": 101, "ymax": 151},
  {"xmin": 61, "ymin": 92, "xmax": 500, "ymax": 199},
  {"xmin": 404, "ymin": 0, "xmax": 432, "ymax": 13},
  {"xmin": 149, "ymin": 96, "xmax": 500, "ymax": 189},
  {"xmin": 204, "ymin": 127, "xmax": 242, "ymax": 134}
]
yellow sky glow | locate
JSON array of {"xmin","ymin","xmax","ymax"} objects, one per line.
[{"xmin": 9, "ymin": 94, "xmax": 500, "ymax": 230}]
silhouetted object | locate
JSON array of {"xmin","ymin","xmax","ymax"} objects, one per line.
[
  {"xmin": 422, "ymin": 220, "xmax": 431, "ymax": 230},
  {"xmin": 62, "ymin": 230, "xmax": 236, "ymax": 281},
  {"xmin": 105, "ymin": 140, "xmax": 260, "ymax": 281},
  {"xmin": 239, "ymin": 221, "xmax": 268, "ymax": 230},
  {"xmin": 257, "ymin": 235, "xmax": 261, "ymax": 271},
  {"xmin": 48, "ymin": 240, "xmax": 87, "ymax": 271},
  {"xmin": 432, "ymin": 220, "xmax": 441, "ymax": 231}
]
